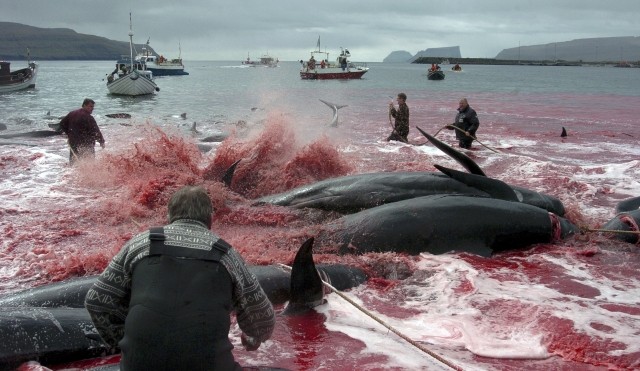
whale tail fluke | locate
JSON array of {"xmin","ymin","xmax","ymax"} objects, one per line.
[
  {"xmin": 283, "ymin": 237, "xmax": 326, "ymax": 315},
  {"xmin": 561, "ymin": 127, "xmax": 567, "ymax": 137},
  {"xmin": 319, "ymin": 99, "xmax": 348, "ymax": 127},
  {"xmin": 319, "ymin": 99, "xmax": 348, "ymax": 110}
]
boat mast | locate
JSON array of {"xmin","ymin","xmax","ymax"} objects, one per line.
[{"xmin": 128, "ymin": 13, "xmax": 134, "ymax": 70}]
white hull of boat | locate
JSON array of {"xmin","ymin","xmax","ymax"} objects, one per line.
[
  {"xmin": 107, "ymin": 70, "xmax": 157, "ymax": 96},
  {"xmin": 0, "ymin": 63, "xmax": 38, "ymax": 93}
]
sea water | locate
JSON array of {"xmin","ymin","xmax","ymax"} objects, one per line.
[{"xmin": 1, "ymin": 60, "xmax": 640, "ymax": 370}]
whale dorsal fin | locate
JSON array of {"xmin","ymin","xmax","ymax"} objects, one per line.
[{"xmin": 283, "ymin": 237, "xmax": 326, "ymax": 315}]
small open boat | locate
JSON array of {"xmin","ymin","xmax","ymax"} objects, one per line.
[
  {"xmin": 427, "ymin": 69, "xmax": 445, "ymax": 80},
  {"xmin": 0, "ymin": 53, "xmax": 38, "ymax": 93}
]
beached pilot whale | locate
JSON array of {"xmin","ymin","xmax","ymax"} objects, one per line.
[
  {"xmin": 600, "ymin": 208, "xmax": 640, "ymax": 245},
  {"xmin": 315, "ymin": 194, "xmax": 577, "ymax": 257},
  {"xmin": 0, "ymin": 240, "xmax": 367, "ymax": 369},
  {"xmin": 615, "ymin": 196, "xmax": 640, "ymax": 213},
  {"xmin": 319, "ymin": 99, "xmax": 348, "ymax": 127},
  {"xmin": 253, "ymin": 166, "xmax": 565, "ymax": 216},
  {"xmin": 254, "ymin": 128, "xmax": 565, "ymax": 216},
  {"xmin": 0, "ymin": 130, "xmax": 62, "ymax": 139}
]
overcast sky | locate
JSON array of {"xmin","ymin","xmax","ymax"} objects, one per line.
[{"xmin": 4, "ymin": 1, "xmax": 639, "ymax": 62}]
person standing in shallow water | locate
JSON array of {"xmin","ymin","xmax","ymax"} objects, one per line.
[
  {"xmin": 58, "ymin": 98, "xmax": 105, "ymax": 164},
  {"xmin": 387, "ymin": 93, "xmax": 409, "ymax": 143},
  {"xmin": 448, "ymin": 98, "xmax": 480, "ymax": 149},
  {"xmin": 84, "ymin": 186, "xmax": 276, "ymax": 370}
]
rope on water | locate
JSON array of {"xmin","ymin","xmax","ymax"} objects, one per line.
[
  {"xmin": 584, "ymin": 228, "xmax": 640, "ymax": 235},
  {"xmin": 278, "ymin": 263, "xmax": 464, "ymax": 371}
]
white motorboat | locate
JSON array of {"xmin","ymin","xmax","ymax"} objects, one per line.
[{"xmin": 106, "ymin": 13, "xmax": 159, "ymax": 96}]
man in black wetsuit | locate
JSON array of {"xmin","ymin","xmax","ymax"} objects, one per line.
[
  {"xmin": 85, "ymin": 186, "xmax": 275, "ymax": 370},
  {"xmin": 448, "ymin": 98, "xmax": 480, "ymax": 149},
  {"xmin": 387, "ymin": 93, "xmax": 409, "ymax": 143}
]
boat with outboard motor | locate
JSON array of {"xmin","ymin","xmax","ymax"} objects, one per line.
[
  {"xmin": 106, "ymin": 13, "xmax": 159, "ymax": 96},
  {"xmin": 300, "ymin": 37, "xmax": 368, "ymax": 80},
  {"xmin": 0, "ymin": 51, "xmax": 38, "ymax": 93},
  {"xmin": 135, "ymin": 40, "xmax": 189, "ymax": 76},
  {"xmin": 427, "ymin": 66, "xmax": 445, "ymax": 80}
]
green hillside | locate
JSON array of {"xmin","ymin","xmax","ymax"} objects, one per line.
[{"xmin": 0, "ymin": 22, "xmax": 152, "ymax": 60}]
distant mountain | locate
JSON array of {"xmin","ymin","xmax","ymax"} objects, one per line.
[
  {"xmin": 408, "ymin": 47, "xmax": 461, "ymax": 62},
  {"xmin": 495, "ymin": 36, "xmax": 640, "ymax": 62},
  {"xmin": 383, "ymin": 46, "xmax": 461, "ymax": 63},
  {"xmin": 383, "ymin": 51, "xmax": 413, "ymax": 63},
  {"xmin": 0, "ymin": 22, "xmax": 153, "ymax": 60}
]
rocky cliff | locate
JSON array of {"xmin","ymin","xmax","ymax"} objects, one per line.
[{"xmin": 383, "ymin": 46, "xmax": 461, "ymax": 63}]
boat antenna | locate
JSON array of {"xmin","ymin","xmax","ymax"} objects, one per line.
[{"xmin": 128, "ymin": 12, "xmax": 134, "ymax": 70}]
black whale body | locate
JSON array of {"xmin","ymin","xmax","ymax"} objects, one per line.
[
  {"xmin": 254, "ymin": 170, "xmax": 565, "ymax": 216},
  {"xmin": 316, "ymin": 194, "xmax": 577, "ymax": 257}
]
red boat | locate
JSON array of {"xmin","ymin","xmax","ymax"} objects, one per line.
[{"xmin": 300, "ymin": 37, "xmax": 369, "ymax": 80}]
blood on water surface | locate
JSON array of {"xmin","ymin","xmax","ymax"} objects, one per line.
[{"xmin": 1, "ymin": 62, "xmax": 639, "ymax": 370}]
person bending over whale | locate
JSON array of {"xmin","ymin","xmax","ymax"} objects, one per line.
[
  {"xmin": 447, "ymin": 98, "xmax": 479, "ymax": 149},
  {"xmin": 58, "ymin": 98, "xmax": 105, "ymax": 164},
  {"xmin": 85, "ymin": 186, "xmax": 275, "ymax": 370}
]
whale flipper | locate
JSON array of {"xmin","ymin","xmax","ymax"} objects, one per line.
[
  {"xmin": 416, "ymin": 126, "xmax": 485, "ymax": 176},
  {"xmin": 561, "ymin": 127, "xmax": 567, "ymax": 137},
  {"xmin": 434, "ymin": 164, "xmax": 519, "ymax": 202}
]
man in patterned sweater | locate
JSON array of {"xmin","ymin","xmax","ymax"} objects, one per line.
[{"xmin": 85, "ymin": 186, "xmax": 275, "ymax": 370}]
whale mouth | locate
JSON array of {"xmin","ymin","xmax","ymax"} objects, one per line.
[
  {"xmin": 619, "ymin": 215, "xmax": 640, "ymax": 244},
  {"xmin": 549, "ymin": 213, "xmax": 562, "ymax": 242}
]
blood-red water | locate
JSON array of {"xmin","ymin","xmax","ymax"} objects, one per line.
[{"xmin": 2, "ymin": 90, "xmax": 639, "ymax": 370}]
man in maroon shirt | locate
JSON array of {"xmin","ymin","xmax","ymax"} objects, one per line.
[{"xmin": 58, "ymin": 98, "xmax": 105, "ymax": 164}]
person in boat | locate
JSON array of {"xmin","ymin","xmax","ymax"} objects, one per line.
[
  {"xmin": 447, "ymin": 98, "xmax": 480, "ymax": 149},
  {"xmin": 58, "ymin": 98, "xmax": 105, "ymax": 164},
  {"xmin": 340, "ymin": 56, "xmax": 348, "ymax": 71},
  {"xmin": 320, "ymin": 59, "xmax": 326, "ymax": 69},
  {"xmin": 430, "ymin": 63, "xmax": 436, "ymax": 72},
  {"xmin": 308, "ymin": 55, "xmax": 316, "ymax": 71},
  {"xmin": 85, "ymin": 185, "xmax": 276, "ymax": 371},
  {"xmin": 387, "ymin": 93, "xmax": 410, "ymax": 143}
]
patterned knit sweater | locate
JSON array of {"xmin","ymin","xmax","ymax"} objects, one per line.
[{"xmin": 84, "ymin": 219, "xmax": 275, "ymax": 349}]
